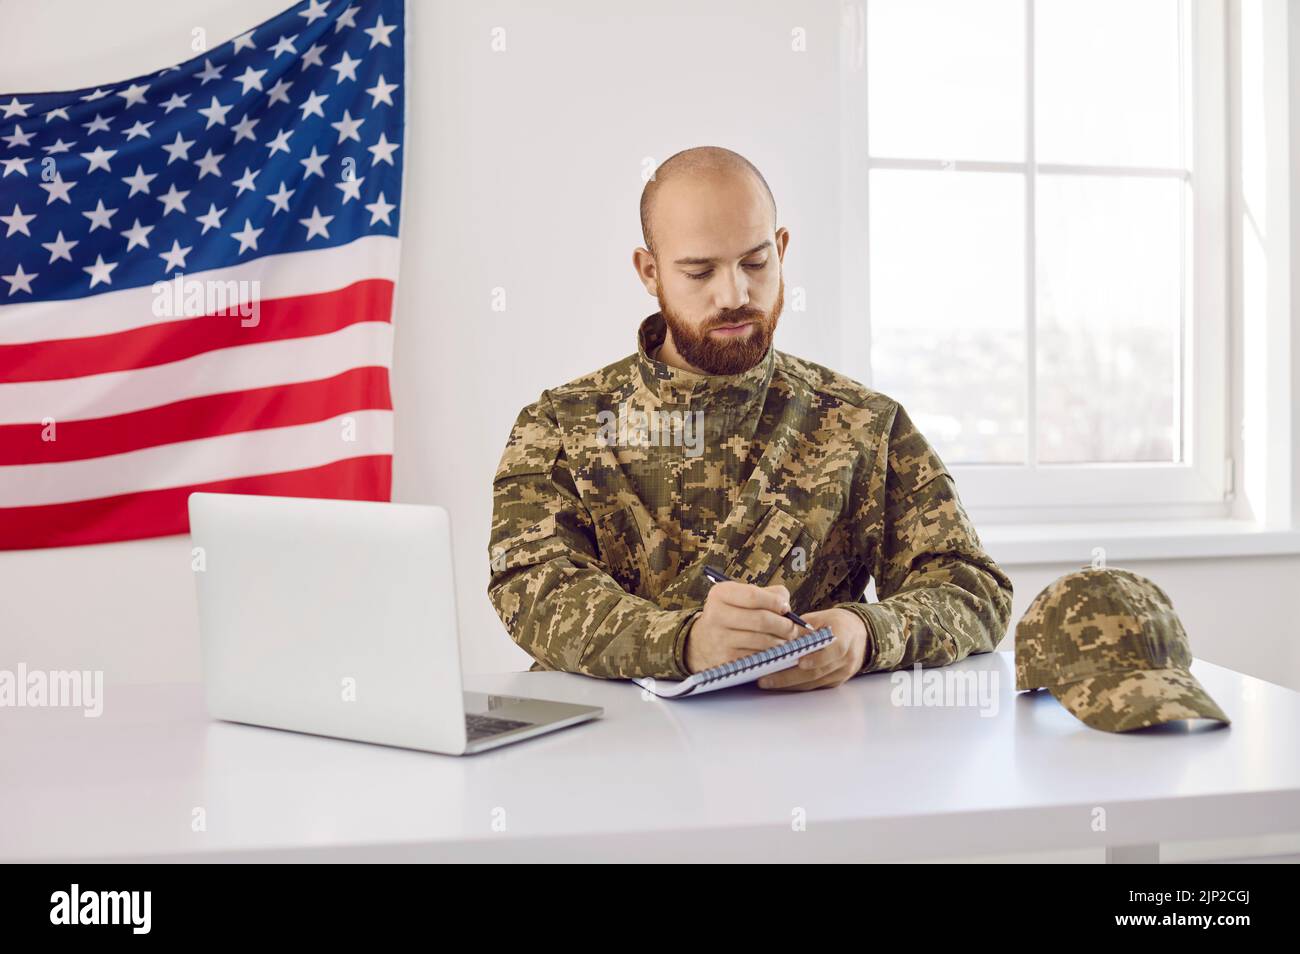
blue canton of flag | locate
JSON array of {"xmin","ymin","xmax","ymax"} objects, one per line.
[{"xmin": 0, "ymin": 0, "xmax": 404, "ymax": 302}]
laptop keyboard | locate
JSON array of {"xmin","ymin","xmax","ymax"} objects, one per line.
[{"xmin": 465, "ymin": 713, "xmax": 533, "ymax": 741}]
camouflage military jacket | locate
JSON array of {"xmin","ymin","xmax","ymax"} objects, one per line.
[{"xmin": 488, "ymin": 313, "xmax": 1013, "ymax": 680}]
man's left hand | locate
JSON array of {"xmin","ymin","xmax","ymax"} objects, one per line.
[{"xmin": 757, "ymin": 607, "xmax": 867, "ymax": 691}]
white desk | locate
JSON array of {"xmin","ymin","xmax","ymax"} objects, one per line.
[{"xmin": 4, "ymin": 651, "xmax": 1299, "ymax": 862}]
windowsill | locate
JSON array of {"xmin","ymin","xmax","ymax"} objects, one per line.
[{"xmin": 980, "ymin": 519, "xmax": 1300, "ymax": 566}]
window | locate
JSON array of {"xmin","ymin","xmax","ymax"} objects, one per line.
[{"xmin": 854, "ymin": 0, "xmax": 1228, "ymax": 523}]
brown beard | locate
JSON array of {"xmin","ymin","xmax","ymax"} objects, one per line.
[{"xmin": 658, "ymin": 275, "xmax": 784, "ymax": 375}]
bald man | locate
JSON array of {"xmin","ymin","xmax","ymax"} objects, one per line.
[{"xmin": 488, "ymin": 146, "xmax": 1013, "ymax": 690}]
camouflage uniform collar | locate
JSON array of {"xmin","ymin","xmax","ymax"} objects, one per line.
[{"xmin": 635, "ymin": 312, "xmax": 776, "ymax": 406}]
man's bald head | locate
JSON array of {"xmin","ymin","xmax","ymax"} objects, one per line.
[
  {"xmin": 631, "ymin": 147, "xmax": 787, "ymax": 376},
  {"xmin": 639, "ymin": 146, "xmax": 777, "ymax": 257}
]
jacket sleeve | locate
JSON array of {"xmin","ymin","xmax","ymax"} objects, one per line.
[
  {"xmin": 487, "ymin": 393, "xmax": 697, "ymax": 679},
  {"xmin": 834, "ymin": 401, "xmax": 1013, "ymax": 674}
]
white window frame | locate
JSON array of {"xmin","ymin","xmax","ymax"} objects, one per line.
[{"xmin": 841, "ymin": 0, "xmax": 1230, "ymax": 526}]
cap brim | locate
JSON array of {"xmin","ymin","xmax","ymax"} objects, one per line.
[{"xmin": 1049, "ymin": 667, "xmax": 1231, "ymax": 733}]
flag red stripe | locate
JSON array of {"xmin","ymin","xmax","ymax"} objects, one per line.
[
  {"xmin": 0, "ymin": 455, "xmax": 392, "ymax": 550},
  {"xmin": 0, "ymin": 366, "xmax": 392, "ymax": 465},
  {"xmin": 0, "ymin": 278, "xmax": 394, "ymax": 382}
]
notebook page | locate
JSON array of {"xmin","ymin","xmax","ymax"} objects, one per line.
[{"xmin": 633, "ymin": 627, "xmax": 834, "ymax": 699}]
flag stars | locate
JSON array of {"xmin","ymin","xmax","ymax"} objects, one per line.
[
  {"xmin": 234, "ymin": 65, "xmax": 268, "ymax": 94},
  {"xmin": 122, "ymin": 119, "xmax": 155, "ymax": 140},
  {"xmin": 367, "ymin": 132, "xmax": 400, "ymax": 166},
  {"xmin": 271, "ymin": 33, "xmax": 298, "ymax": 58},
  {"xmin": 330, "ymin": 109, "xmax": 364, "ymax": 144},
  {"xmin": 161, "ymin": 132, "xmax": 194, "ymax": 164},
  {"xmin": 157, "ymin": 183, "xmax": 191, "ymax": 215},
  {"xmin": 336, "ymin": 174, "xmax": 364, "ymax": 204},
  {"xmin": 266, "ymin": 181, "xmax": 295, "ymax": 214},
  {"xmin": 121, "ymin": 164, "xmax": 158, "ymax": 196},
  {"xmin": 83, "ymin": 254, "xmax": 118, "ymax": 288},
  {"xmin": 232, "ymin": 166, "xmax": 261, "ymax": 196},
  {"xmin": 159, "ymin": 239, "xmax": 192, "ymax": 273},
  {"xmin": 298, "ymin": 205, "xmax": 334, "ymax": 240},
  {"xmin": 196, "ymin": 203, "xmax": 227, "ymax": 234},
  {"xmin": 194, "ymin": 148, "xmax": 225, "ymax": 180},
  {"xmin": 335, "ymin": 4, "xmax": 360, "ymax": 32},
  {"xmin": 331, "ymin": 51, "xmax": 361, "ymax": 84},
  {"xmin": 10, "ymin": 15, "xmax": 407, "ymax": 292},
  {"xmin": 2, "ymin": 262, "xmax": 37, "ymax": 295},
  {"xmin": 365, "ymin": 192, "xmax": 395, "ymax": 226},
  {"xmin": 81, "ymin": 148, "xmax": 122, "ymax": 178},
  {"xmin": 82, "ymin": 199, "xmax": 117, "ymax": 232},
  {"xmin": 300, "ymin": 43, "xmax": 327, "ymax": 71},
  {"xmin": 299, "ymin": 146, "xmax": 328, "ymax": 179},
  {"xmin": 41, "ymin": 231, "xmax": 78, "ymax": 263},
  {"xmin": 1, "ymin": 203, "xmax": 37, "ymax": 237},
  {"xmin": 119, "ymin": 218, "xmax": 155, "ymax": 251},
  {"xmin": 2, "ymin": 124, "xmax": 34, "ymax": 148},
  {"xmin": 117, "ymin": 82, "xmax": 150, "ymax": 107},
  {"xmin": 39, "ymin": 173, "xmax": 76, "ymax": 205},
  {"xmin": 265, "ymin": 128, "xmax": 293, "ymax": 157},
  {"xmin": 299, "ymin": 0, "xmax": 329, "ymax": 24},
  {"xmin": 231, "ymin": 114, "xmax": 260, "ymax": 144},
  {"xmin": 81, "ymin": 113, "xmax": 112, "ymax": 135},
  {"xmin": 299, "ymin": 90, "xmax": 328, "ymax": 119},
  {"xmin": 197, "ymin": 96, "xmax": 233, "ymax": 128},
  {"xmin": 365, "ymin": 15, "xmax": 396, "ymax": 48},
  {"xmin": 266, "ymin": 78, "xmax": 293, "ymax": 106},
  {"xmin": 366, "ymin": 75, "xmax": 399, "ymax": 108},
  {"xmin": 231, "ymin": 218, "xmax": 264, "ymax": 253},
  {"xmin": 2, "ymin": 96, "xmax": 33, "ymax": 118},
  {"xmin": 195, "ymin": 58, "xmax": 225, "ymax": 85}
]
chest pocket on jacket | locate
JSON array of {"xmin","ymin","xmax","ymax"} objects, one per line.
[
  {"xmin": 723, "ymin": 504, "xmax": 812, "ymax": 590},
  {"xmin": 593, "ymin": 505, "xmax": 649, "ymax": 596}
]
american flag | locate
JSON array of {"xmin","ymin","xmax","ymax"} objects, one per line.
[{"xmin": 0, "ymin": 0, "xmax": 403, "ymax": 549}]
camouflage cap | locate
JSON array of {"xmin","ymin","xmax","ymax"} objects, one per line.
[{"xmin": 1015, "ymin": 566, "xmax": 1230, "ymax": 732}]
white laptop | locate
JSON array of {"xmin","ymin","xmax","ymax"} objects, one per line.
[{"xmin": 187, "ymin": 492, "xmax": 602, "ymax": 755}]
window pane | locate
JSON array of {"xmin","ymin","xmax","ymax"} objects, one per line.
[
  {"xmin": 869, "ymin": 169, "xmax": 1026, "ymax": 464},
  {"xmin": 867, "ymin": 0, "xmax": 1024, "ymax": 161},
  {"xmin": 1036, "ymin": 0, "xmax": 1183, "ymax": 168},
  {"xmin": 1035, "ymin": 175, "xmax": 1183, "ymax": 463}
]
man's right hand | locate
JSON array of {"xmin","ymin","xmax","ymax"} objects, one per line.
[{"xmin": 684, "ymin": 580, "xmax": 803, "ymax": 674}]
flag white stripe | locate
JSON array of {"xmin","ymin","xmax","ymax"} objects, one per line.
[
  {"xmin": 0, "ymin": 409, "xmax": 394, "ymax": 508},
  {"xmin": 0, "ymin": 320, "xmax": 392, "ymax": 426},
  {"xmin": 0, "ymin": 234, "xmax": 401, "ymax": 345}
]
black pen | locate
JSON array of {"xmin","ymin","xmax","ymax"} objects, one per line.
[{"xmin": 702, "ymin": 564, "xmax": 815, "ymax": 631}]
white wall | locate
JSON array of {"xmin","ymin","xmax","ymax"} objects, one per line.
[{"xmin": 1, "ymin": 0, "xmax": 1298, "ymax": 694}]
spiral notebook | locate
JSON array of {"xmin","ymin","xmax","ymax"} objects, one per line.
[{"xmin": 632, "ymin": 627, "xmax": 835, "ymax": 699}]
